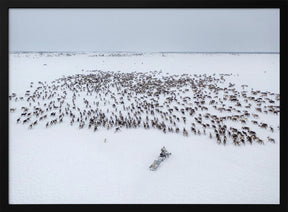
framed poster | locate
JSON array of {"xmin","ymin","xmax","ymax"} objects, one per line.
[{"xmin": 1, "ymin": 0, "xmax": 287, "ymax": 211}]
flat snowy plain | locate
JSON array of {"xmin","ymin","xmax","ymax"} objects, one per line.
[{"xmin": 9, "ymin": 52, "xmax": 279, "ymax": 204}]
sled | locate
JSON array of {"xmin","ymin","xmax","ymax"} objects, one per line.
[{"xmin": 149, "ymin": 152, "xmax": 171, "ymax": 171}]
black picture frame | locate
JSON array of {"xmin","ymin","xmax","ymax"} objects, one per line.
[{"xmin": 1, "ymin": 0, "xmax": 287, "ymax": 211}]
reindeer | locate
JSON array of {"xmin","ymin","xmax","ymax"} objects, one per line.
[
  {"xmin": 183, "ymin": 128, "xmax": 188, "ymax": 136},
  {"xmin": 267, "ymin": 136, "xmax": 275, "ymax": 143}
]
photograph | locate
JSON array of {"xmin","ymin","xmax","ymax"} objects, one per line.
[{"xmin": 8, "ymin": 8, "xmax": 280, "ymax": 204}]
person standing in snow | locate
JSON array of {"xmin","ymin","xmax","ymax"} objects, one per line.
[{"xmin": 159, "ymin": 146, "xmax": 168, "ymax": 158}]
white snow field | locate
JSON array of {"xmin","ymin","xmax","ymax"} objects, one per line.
[{"xmin": 9, "ymin": 52, "xmax": 279, "ymax": 204}]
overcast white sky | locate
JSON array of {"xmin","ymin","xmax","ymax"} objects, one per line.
[{"xmin": 9, "ymin": 9, "xmax": 279, "ymax": 52}]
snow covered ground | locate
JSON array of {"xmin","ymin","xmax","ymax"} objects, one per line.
[{"xmin": 9, "ymin": 52, "xmax": 279, "ymax": 204}]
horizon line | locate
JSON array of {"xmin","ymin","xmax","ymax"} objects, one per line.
[{"xmin": 9, "ymin": 51, "xmax": 280, "ymax": 54}]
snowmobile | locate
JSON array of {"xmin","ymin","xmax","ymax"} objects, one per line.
[{"xmin": 149, "ymin": 147, "xmax": 172, "ymax": 171}]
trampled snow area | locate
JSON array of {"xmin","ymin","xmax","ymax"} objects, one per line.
[{"xmin": 9, "ymin": 52, "xmax": 279, "ymax": 204}]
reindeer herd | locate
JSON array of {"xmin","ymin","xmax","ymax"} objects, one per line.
[{"xmin": 9, "ymin": 70, "xmax": 279, "ymax": 146}]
